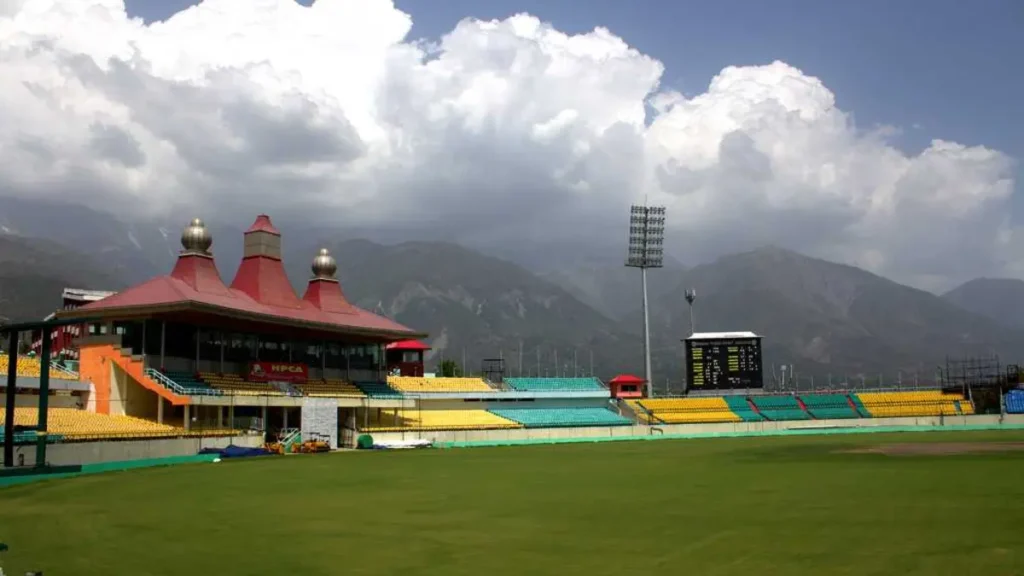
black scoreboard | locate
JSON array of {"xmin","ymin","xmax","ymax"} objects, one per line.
[{"xmin": 685, "ymin": 334, "xmax": 764, "ymax": 391}]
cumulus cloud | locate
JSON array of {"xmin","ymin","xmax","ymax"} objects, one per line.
[{"xmin": 0, "ymin": 0, "xmax": 1017, "ymax": 290}]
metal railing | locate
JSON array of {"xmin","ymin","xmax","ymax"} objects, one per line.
[{"xmin": 144, "ymin": 368, "xmax": 223, "ymax": 396}]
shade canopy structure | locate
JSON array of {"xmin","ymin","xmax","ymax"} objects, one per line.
[{"xmin": 609, "ymin": 374, "xmax": 645, "ymax": 385}]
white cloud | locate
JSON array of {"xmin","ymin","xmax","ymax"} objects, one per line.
[{"xmin": 0, "ymin": 0, "xmax": 1017, "ymax": 290}]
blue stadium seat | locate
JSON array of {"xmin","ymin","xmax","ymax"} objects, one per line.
[
  {"xmin": 488, "ymin": 407, "xmax": 631, "ymax": 428},
  {"xmin": 1006, "ymin": 390, "xmax": 1024, "ymax": 414}
]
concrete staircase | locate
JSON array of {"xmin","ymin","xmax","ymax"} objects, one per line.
[
  {"xmin": 105, "ymin": 345, "xmax": 189, "ymax": 406},
  {"xmin": 618, "ymin": 398, "xmax": 654, "ymax": 424}
]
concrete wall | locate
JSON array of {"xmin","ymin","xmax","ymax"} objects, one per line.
[
  {"xmin": 12, "ymin": 394, "xmax": 82, "ymax": 409},
  {"xmin": 13, "ymin": 434, "xmax": 265, "ymax": 467},
  {"xmin": 361, "ymin": 414, "xmax": 1024, "ymax": 446}
]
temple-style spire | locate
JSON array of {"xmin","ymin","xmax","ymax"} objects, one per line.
[
  {"xmin": 230, "ymin": 214, "xmax": 303, "ymax": 308},
  {"xmin": 302, "ymin": 247, "xmax": 354, "ymax": 314},
  {"xmin": 171, "ymin": 217, "xmax": 231, "ymax": 294},
  {"xmin": 180, "ymin": 218, "xmax": 212, "ymax": 255}
]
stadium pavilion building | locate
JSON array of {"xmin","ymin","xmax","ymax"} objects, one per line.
[
  {"xmin": 3, "ymin": 214, "xmax": 997, "ymax": 470},
  {"xmin": 53, "ymin": 215, "xmax": 425, "ymax": 446}
]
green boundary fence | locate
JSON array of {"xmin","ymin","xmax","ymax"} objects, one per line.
[
  {"xmin": 0, "ymin": 454, "xmax": 218, "ymax": 488},
  {"xmin": 5, "ymin": 422, "xmax": 1024, "ymax": 486}
]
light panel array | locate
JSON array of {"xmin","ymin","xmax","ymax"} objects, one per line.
[{"xmin": 625, "ymin": 205, "xmax": 666, "ymax": 268}]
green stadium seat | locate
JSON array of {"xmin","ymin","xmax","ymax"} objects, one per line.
[
  {"xmin": 799, "ymin": 394, "xmax": 858, "ymax": 419},
  {"xmin": 503, "ymin": 377, "xmax": 604, "ymax": 392},
  {"xmin": 723, "ymin": 395, "xmax": 763, "ymax": 421},
  {"xmin": 488, "ymin": 407, "xmax": 630, "ymax": 428},
  {"xmin": 848, "ymin": 394, "xmax": 870, "ymax": 417},
  {"xmin": 162, "ymin": 371, "xmax": 218, "ymax": 395},
  {"xmin": 353, "ymin": 381, "xmax": 403, "ymax": 399},
  {"xmin": 751, "ymin": 396, "xmax": 810, "ymax": 420}
]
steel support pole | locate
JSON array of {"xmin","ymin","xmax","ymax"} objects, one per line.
[
  {"xmin": 35, "ymin": 330, "xmax": 52, "ymax": 468},
  {"xmin": 3, "ymin": 331, "xmax": 19, "ymax": 468},
  {"xmin": 641, "ymin": 267, "xmax": 653, "ymax": 398}
]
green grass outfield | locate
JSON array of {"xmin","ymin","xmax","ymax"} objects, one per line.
[{"xmin": 2, "ymin": 431, "xmax": 1024, "ymax": 575}]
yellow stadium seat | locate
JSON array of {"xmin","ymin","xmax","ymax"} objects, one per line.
[
  {"xmin": 362, "ymin": 409, "xmax": 520, "ymax": 432},
  {"xmin": 856, "ymin": 391, "xmax": 965, "ymax": 417},
  {"xmin": 295, "ymin": 379, "xmax": 365, "ymax": 398},
  {"xmin": 0, "ymin": 355, "xmax": 77, "ymax": 381},
  {"xmin": 387, "ymin": 376, "xmax": 494, "ymax": 393},
  {"xmin": 638, "ymin": 397, "xmax": 742, "ymax": 424},
  {"xmin": 0, "ymin": 407, "xmax": 236, "ymax": 441},
  {"xmin": 200, "ymin": 372, "xmax": 285, "ymax": 396}
]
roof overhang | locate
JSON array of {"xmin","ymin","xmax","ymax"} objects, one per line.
[
  {"xmin": 0, "ymin": 316, "xmax": 106, "ymax": 334},
  {"xmin": 54, "ymin": 302, "xmax": 427, "ymax": 342},
  {"xmin": 685, "ymin": 331, "xmax": 761, "ymax": 341}
]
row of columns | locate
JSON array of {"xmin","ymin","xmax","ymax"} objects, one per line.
[{"xmin": 172, "ymin": 402, "xmax": 278, "ymax": 432}]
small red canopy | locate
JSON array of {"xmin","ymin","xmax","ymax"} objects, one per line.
[
  {"xmin": 386, "ymin": 339, "xmax": 431, "ymax": 351},
  {"xmin": 609, "ymin": 374, "xmax": 645, "ymax": 385}
]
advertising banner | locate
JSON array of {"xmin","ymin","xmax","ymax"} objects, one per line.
[{"xmin": 248, "ymin": 361, "xmax": 308, "ymax": 383}]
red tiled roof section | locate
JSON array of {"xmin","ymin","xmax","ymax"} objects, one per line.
[
  {"xmin": 302, "ymin": 278, "xmax": 355, "ymax": 314},
  {"xmin": 231, "ymin": 256, "xmax": 305, "ymax": 309},
  {"xmin": 386, "ymin": 340, "xmax": 431, "ymax": 351},
  {"xmin": 245, "ymin": 214, "xmax": 280, "ymax": 235},
  {"xmin": 230, "ymin": 214, "xmax": 304, "ymax": 309},
  {"xmin": 171, "ymin": 254, "xmax": 233, "ymax": 295}
]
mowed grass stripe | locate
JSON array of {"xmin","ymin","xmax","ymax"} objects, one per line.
[{"xmin": 1, "ymin": 431, "xmax": 1023, "ymax": 576}]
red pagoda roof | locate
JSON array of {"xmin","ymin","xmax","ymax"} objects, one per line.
[
  {"xmin": 245, "ymin": 214, "xmax": 281, "ymax": 235},
  {"xmin": 386, "ymin": 339, "xmax": 431, "ymax": 351},
  {"xmin": 56, "ymin": 215, "xmax": 424, "ymax": 340}
]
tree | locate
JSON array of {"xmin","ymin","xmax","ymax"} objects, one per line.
[{"xmin": 439, "ymin": 359, "xmax": 461, "ymax": 377}]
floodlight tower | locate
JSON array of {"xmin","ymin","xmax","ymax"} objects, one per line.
[
  {"xmin": 684, "ymin": 289, "xmax": 696, "ymax": 336},
  {"xmin": 625, "ymin": 204, "xmax": 666, "ymax": 398}
]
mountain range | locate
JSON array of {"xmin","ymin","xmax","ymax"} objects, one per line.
[{"xmin": 2, "ymin": 197, "xmax": 1024, "ymax": 386}]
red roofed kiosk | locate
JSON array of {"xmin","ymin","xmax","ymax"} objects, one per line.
[
  {"xmin": 385, "ymin": 340, "xmax": 431, "ymax": 377},
  {"xmin": 609, "ymin": 374, "xmax": 646, "ymax": 399}
]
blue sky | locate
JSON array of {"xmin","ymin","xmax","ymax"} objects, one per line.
[{"xmin": 126, "ymin": 0, "xmax": 1024, "ymax": 213}]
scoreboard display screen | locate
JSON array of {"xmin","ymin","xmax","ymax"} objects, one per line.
[{"xmin": 685, "ymin": 337, "xmax": 764, "ymax": 390}]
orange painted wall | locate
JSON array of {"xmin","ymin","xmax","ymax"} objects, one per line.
[
  {"xmin": 79, "ymin": 344, "xmax": 112, "ymax": 414},
  {"xmin": 79, "ymin": 343, "xmax": 188, "ymax": 414}
]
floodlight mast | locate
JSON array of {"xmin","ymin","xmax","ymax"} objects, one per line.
[
  {"xmin": 625, "ymin": 204, "xmax": 666, "ymax": 398},
  {"xmin": 684, "ymin": 289, "xmax": 696, "ymax": 336}
]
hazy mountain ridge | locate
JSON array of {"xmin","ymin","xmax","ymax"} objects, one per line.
[
  {"xmin": 0, "ymin": 235, "xmax": 127, "ymax": 323},
  {"xmin": 4, "ymin": 197, "xmax": 1024, "ymax": 382},
  {"xmin": 942, "ymin": 278, "xmax": 1024, "ymax": 330},
  {"xmin": 305, "ymin": 239, "xmax": 642, "ymax": 378},
  {"xmin": 643, "ymin": 247, "xmax": 1024, "ymax": 381}
]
